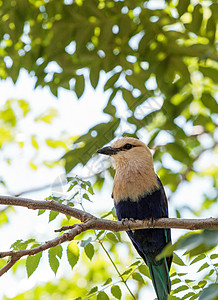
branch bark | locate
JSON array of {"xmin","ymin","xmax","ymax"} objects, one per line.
[{"xmin": 0, "ymin": 194, "xmax": 218, "ymax": 276}]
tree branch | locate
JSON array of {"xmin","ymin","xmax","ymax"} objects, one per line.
[{"xmin": 0, "ymin": 194, "xmax": 218, "ymax": 276}]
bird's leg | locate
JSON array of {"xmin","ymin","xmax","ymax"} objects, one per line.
[
  {"xmin": 147, "ymin": 217, "xmax": 156, "ymax": 228},
  {"xmin": 121, "ymin": 218, "xmax": 135, "ymax": 232}
]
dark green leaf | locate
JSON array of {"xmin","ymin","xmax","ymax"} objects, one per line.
[
  {"xmin": 132, "ymin": 272, "xmax": 144, "ymax": 283},
  {"xmin": 197, "ymin": 262, "xmax": 209, "ymax": 272},
  {"xmin": 177, "ymin": 0, "xmax": 190, "ymax": 16},
  {"xmin": 88, "ymin": 286, "xmax": 98, "ymax": 295},
  {"xmin": 75, "ymin": 75, "xmax": 85, "ymax": 99},
  {"xmin": 201, "ymin": 93, "xmax": 218, "ymax": 113},
  {"xmin": 104, "ymin": 72, "xmax": 121, "ymax": 91},
  {"xmin": 97, "ymin": 291, "xmax": 109, "ymax": 300},
  {"xmin": 84, "ymin": 243, "xmax": 94, "ymax": 261},
  {"xmin": 111, "ymin": 285, "xmax": 122, "ymax": 300},
  {"xmin": 138, "ymin": 264, "xmax": 151, "ymax": 279},
  {"xmin": 106, "ymin": 232, "xmax": 119, "ymax": 243},
  {"xmin": 171, "ymin": 278, "xmax": 181, "ymax": 285},
  {"xmin": 103, "ymin": 278, "xmax": 112, "ymax": 286},
  {"xmin": 90, "ymin": 64, "xmax": 100, "ymax": 89},
  {"xmin": 190, "ymin": 254, "xmax": 206, "ymax": 265},
  {"xmin": 199, "ymin": 67, "xmax": 218, "ymax": 84},
  {"xmin": 172, "ymin": 285, "xmax": 189, "ymax": 294},
  {"xmin": 210, "ymin": 254, "xmax": 218, "ymax": 260},
  {"xmin": 173, "ymin": 253, "xmax": 186, "ymax": 266}
]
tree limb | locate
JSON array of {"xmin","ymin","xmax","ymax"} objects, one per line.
[
  {"xmin": 0, "ymin": 194, "xmax": 218, "ymax": 276},
  {"xmin": 0, "ymin": 195, "xmax": 218, "ymax": 230}
]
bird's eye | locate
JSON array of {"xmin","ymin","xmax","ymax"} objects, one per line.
[{"xmin": 123, "ymin": 143, "xmax": 132, "ymax": 150}]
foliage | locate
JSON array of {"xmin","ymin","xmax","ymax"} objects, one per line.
[{"xmin": 0, "ymin": 0, "xmax": 218, "ymax": 299}]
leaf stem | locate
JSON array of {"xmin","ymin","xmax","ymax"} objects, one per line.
[{"xmin": 99, "ymin": 241, "xmax": 136, "ymax": 300}]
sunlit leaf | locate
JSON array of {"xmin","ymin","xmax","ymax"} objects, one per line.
[
  {"xmin": 26, "ymin": 249, "xmax": 42, "ymax": 277},
  {"xmin": 48, "ymin": 245, "xmax": 63, "ymax": 275},
  {"xmin": 67, "ymin": 242, "xmax": 80, "ymax": 269}
]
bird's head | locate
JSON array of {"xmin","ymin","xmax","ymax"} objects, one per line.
[{"xmin": 97, "ymin": 137, "xmax": 154, "ymax": 170}]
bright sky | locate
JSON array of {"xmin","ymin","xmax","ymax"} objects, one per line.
[{"xmin": 0, "ymin": 69, "xmax": 217, "ymax": 299}]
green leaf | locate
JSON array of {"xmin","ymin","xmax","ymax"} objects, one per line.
[
  {"xmin": 171, "ymin": 278, "xmax": 181, "ymax": 285},
  {"xmin": 83, "ymin": 193, "xmax": 91, "ymax": 201},
  {"xmin": 210, "ymin": 254, "xmax": 218, "ymax": 260},
  {"xmin": 11, "ymin": 238, "xmax": 36, "ymax": 250},
  {"xmin": 138, "ymin": 264, "xmax": 151, "ymax": 279},
  {"xmin": 67, "ymin": 242, "xmax": 80, "ymax": 269},
  {"xmin": 182, "ymin": 292, "xmax": 195, "ymax": 299},
  {"xmin": 49, "ymin": 210, "xmax": 59, "ymax": 222},
  {"xmin": 199, "ymin": 283, "xmax": 218, "ymax": 300},
  {"xmin": 172, "ymin": 285, "xmax": 189, "ymax": 294},
  {"xmin": 189, "ymin": 4, "xmax": 203, "ymax": 34},
  {"xmin": 88, "ymin": 186, "xmax": 94, "ymax": 195},
  {"xmin": 199, "ymin": 66, "xmax": 218, "ymax": 84},
  {"xmin": 201, "ymin": 93, "xmax": 218, "ymax": 114},
  {"xmin": 26, "ymin": 250, "xmax": 42, "ymax": 277},
  {"xmin": 104, "ymin": 72, "xmax": 121, "ymax": 91},
  {"xmin": 90, "ymin": 64, "xmax": 100, "ymax": 89},
  {"xmin": 75, "ymin": 74, "xmax": 85, "ymax": 99},
  {"xmin": 198, "ymin": 280, "xmax": 207, "ymax": 288},
  {"xmin": 111, "ymin": 285, "xmax": 122, "ymax": 300},
  {"xmin": 48, "ymin": 245, "xmax": 63, "ymax": 275},
  {"xmin": 197, "ymin": 262, "xmax": 209, "ymax": 272},
  {"xmin": 97, "ymin": 291, "xmax": 109, "ymax": 300},
  {"xmin": 103, "ymin": 278, "xmax": 112, "ymax": 286},
  {"xmin": 84, "ymin": 243, "xmax": 94, "ymax": 261},
  {"xmin": 38, "ymin": 209, "xmax": 46, "ymax": 216},
  {"xmin": 88, "ymin": 286, "xmax": 98, "ymax": 295},
  {"xmin": 106, "ymin": 232, "xmax": 119, "ymax": 243},
  {"xmin": 173, "ymin": 253, "xmax": 186, "ymax": 266},
  {"xmin": 177, "ymin": 0, "xmax": 190, "ymax": 16},
  {"xmin": 190, "ymin": 253, "xmax": 206, "ymax": 264},
  {"xmin": 132, "ymin": 272, "xmax": 144, "ymax": 283}
]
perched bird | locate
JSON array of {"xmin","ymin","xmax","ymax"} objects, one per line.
[{"xmin": 97, "ymin": 137, "xmax": 172, "ymax": 300}]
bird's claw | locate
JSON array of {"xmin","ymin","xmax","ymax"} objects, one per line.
[
  {"xmin": 121, "ymin": 218, "xmax": 135, "ymax": 231},
  {"xmin": 148, "ymin": 217, "xmax": 156, "ymax": 228}
]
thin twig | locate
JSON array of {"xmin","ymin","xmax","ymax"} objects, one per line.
[{"xmin": 99, "ymin": 241, "xmax": 136, "ymax": 300}]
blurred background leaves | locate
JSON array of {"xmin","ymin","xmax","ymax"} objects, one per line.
[{"xmin": 0, "ymin": 0, "xmax": 218, "ymax": 299}]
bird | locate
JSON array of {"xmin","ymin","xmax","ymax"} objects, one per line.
[{"xmin": 97, "ymin": 137, "xmax": 172, "ymax": 300}]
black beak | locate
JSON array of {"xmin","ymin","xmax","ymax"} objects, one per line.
[{"xmin": 97, "ymin": 146, "xmax": 118, "ymax": 156}]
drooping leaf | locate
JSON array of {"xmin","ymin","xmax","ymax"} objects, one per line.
[
  {"xmin": 26, "ymin": 249, "xmax": 43, "ymax": 277},
  {"xmin": 48, "ymin": 245, "xmax": 63, "ymax": 275},
  {"xmin": 67, "ymin": 242, "xmax": 80, "ymax": 269},
  {"xmin": 84, "ymin": 243, "xmax": 94, "ymax": 261}
]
